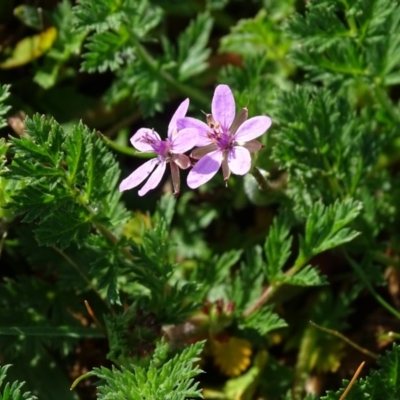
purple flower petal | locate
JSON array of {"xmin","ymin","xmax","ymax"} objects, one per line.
[
  {"xmin": 233, "ymin": 116, "xmax": 271, "ymax": 142},
  {"xmin": 130, "ymin": 128, "xmax": 161, "ymax": 152},
  {"xmin": 228, "ymin": 146, "xmax": 251, "ymax": 175},
  {"xmin": 119, "ymin": 158, "xmax": 159, "ymax": 192},
  {"xmin": 212, "ymin": 84, "xmax": 236, "ymax": 131},
  {"xmin": 177, "ymin": 117, "xmax": 211, "ymax": 146},
  {"xmin": 187, "ymin": 149, "xmax": 223, "ymax": 189},
  {"xmin": 171, "ymin": 128, "xmax": 198, "ymax": 153},
  {"xmin": 138, "ymin": 161, "xmax": 166, "ymax": 196},
  {"xmin": 168, "ymin": 98, "xmax": 189, "ymax": 139}
]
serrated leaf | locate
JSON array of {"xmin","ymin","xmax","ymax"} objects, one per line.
[
  {"xmin": 34, "ymin": 205, "xmax": 90, "ymax": 249},
  {"xmin": 285, "ymin": 265, "xmax": 327, "ymax": 287},
  {"xmin": 264, "ymin": 214, "xmax": 292, "ymax": 283},
  {"xmin": 177, "ymin": 13, "xmax": 212, "ymax": 81},
  {"xmin": 6, "ymin": 113, "xmax": 127, "ymax": 250},
  {"xmin": 297, "ymin": 199, "xmax": 362, "ymax": 264},
  {"xmin": 91, "ymin": 254, "xmax": 121, "ymax": 305},
  {"xmin": 81, "ymin": 31, "xmax": 133, "ymax": 73},
  {"xmin": 0, "ymin": 365, "xmax": 36, "ymax": 400},
  {"xmin": 0, "ymin": 85, "xmax": 11, "ymax": 128},
  {"xmin": 240, "ymin": 306, "xmax": 287, "ymax": 336},
  {"xmin": 92, "ymin": 341, "xmax": 204, "ymax": 400}
]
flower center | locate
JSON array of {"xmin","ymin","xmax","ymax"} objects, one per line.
[
  {"xmin": 143, "ymin": 133, "xmax": 171, "ymax": 159},
  {"xmin": 206, "ymin": 114, "xmax": 233, "ymax": 150}
]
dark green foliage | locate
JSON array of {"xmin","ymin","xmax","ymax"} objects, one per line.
[
  {"xmin": 286, "ymin": 0, "xmax": 400, "ymax": 88},
  {"xmin": 4, "ymin": 115, "xmax": 127, "ymax": 249},
  {"xmin": 322, "ymin": 344, "xmax": 400, "ymax": 400},
  {"xmin": 2, "ymin": 0, "xmax": 400, "ymax": 399},
  {"xmin": 272, "ymin": 87, "xmax": 381, "ymax": 211},
  {"xmin": 264, "ymin": 214, "xmax": 292, "ymax": 283}
]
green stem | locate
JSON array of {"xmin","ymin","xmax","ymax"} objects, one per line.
[
  {"xmin": 309, "ymin": 320, "xmax": 378, "ymax": 359},
  {"xmin": 371, "ymin": 251, "xmax": 400, "ymax": 269},
  {"xmin": 250, "ymin": 167, "xmax": 270, "ymax": 192},
  {"xmin": 70, "ymin": 372, "xmax": 93, "ymax": 391},
  {"xmin": 242, "ymin": 283, "xmax": 277, "ymax": 318},
  {"xmin": 132, "ymin": 36, "xmax": 210, "ymax": 108},
  {"xmin": 341, "ymin": 0, "xmax": 358, "ymax": 36},
  {"xmin": 242, "ymin": 251, "xmax": 309, "ymax": 318},
  {"xmin": 98, "ymin": 131, "xmax": 155, "ymax": 158},
  {"xmin": 344, "ymin": 250, "xmax": 400, "ymax": 320}
]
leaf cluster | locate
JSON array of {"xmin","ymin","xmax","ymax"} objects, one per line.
[
  {"xmin": 272, "ymin": 86, "xmax": 384, "ymax": 213},
  {"xmin": 92, "ymin": 341, "xmax": 204, "ymax": 400},
  {"xmin": 0, "ymin": 365, "xmax": 36, "ymax": 400},
  {"xmin": 286, "ymin": 0, "xmax": 400, "ymax": 88},
  {"xmin": 73, "ymin": 0, "xmax": 213, "ymax": 116},
  {"xmin": 2, "ymin": 114, "xmax": 127, "ymax": 249}
]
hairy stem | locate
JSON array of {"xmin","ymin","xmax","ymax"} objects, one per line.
[{"xmin": 243, "ymin": 253, "xmax": 308, "ymax": 318}]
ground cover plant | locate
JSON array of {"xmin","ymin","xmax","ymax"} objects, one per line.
[{"xmin": 1, "ymin": 0, "xmax": 400, "ymax": 399}]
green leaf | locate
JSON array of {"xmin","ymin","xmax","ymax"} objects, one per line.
[
  {"xmin": 91, "ymin": 253, "xmax": 122, "ymax": 305},
  {"xmin": 5, "ymin": 114, "xmax": 126, "ymax": 249},
  {"xmin": 74, "ymin": 0, "xmax": 163, "ymax": 74},
  {"xmin": 13, "ymin": 5, "xmax": 43, "ymax": 30},
  {"xmin": 177, "ymin": 13, "xmax": 212, "ymax": 81},
  {"xmin": 92, "ymin": 341, "xmax": 204, "ymax": 400},
  {"xmin": 264, "ymin": 214, "xmax": 292, "ymax": 283},
  {"xmin": 220, "ymin": 9, "xmax": 290, "ymax": 58},
  {"xmin": 0, "ymin": 85, "xmax": 11, "ymax": 129},
  {"xmin": 272, "ymin": 86, "xmax": 380, "ymax": 212},
  {"xmin": 73, "ymin": 0, "xmax": 132, "ymax": 33},
  {"xmin": 0, "ymin": 365, "xmax": 36, "ymax": 400},
  {"xmin": 286, "ymin": 0, "xmax": 400, "ymax": 88},
  {"xmin": 240, "ymin": 306, "xmax": 287, "ymax": 336},
  {"xmin": 297, "ymin": 199, "xmax": 362, "ymax": 264},
  {"xmin": 284, "ymin": 265, "xmax": 327, "ymax": 287},
  {"xmin": 81, "ymin": 30, "xmax": 133, "ymax": 73},
  {"xmin": 34, "ymin": 205, "xmax": 90, "ymax": 249},
  {"xmin": 232, "ymin": 246, "xmax": 264, "ymax": 312}
]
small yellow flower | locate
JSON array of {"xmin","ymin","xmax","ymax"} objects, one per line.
[{"xmin": 210, "ymin": 337, "xmax": 252, "ymax": 377}]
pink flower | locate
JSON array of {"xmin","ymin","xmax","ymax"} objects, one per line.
[
  {"xmin": 177, "ymin": 85, "xmax": 272, "ymax": 188},
  {"xmin": 119, "ymin": 99, "xmax": 198, "ymax": 196}
]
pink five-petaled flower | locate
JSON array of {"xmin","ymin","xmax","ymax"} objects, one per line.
[
  {"xmin": 177, "ymin": 85, "xmax": 272, "ymax": 188},
  {"xmin": 119, "ymin": 99, "xmax": 198, "ymax": 196}
]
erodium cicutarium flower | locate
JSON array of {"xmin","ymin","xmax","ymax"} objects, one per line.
[
  {"xmin": 119, "ymin": 99, "xmax": 198, "ymax": 196},
  {"xmin": 177, "ymin": 85, "xmax": 272, "ymax": 188}
]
